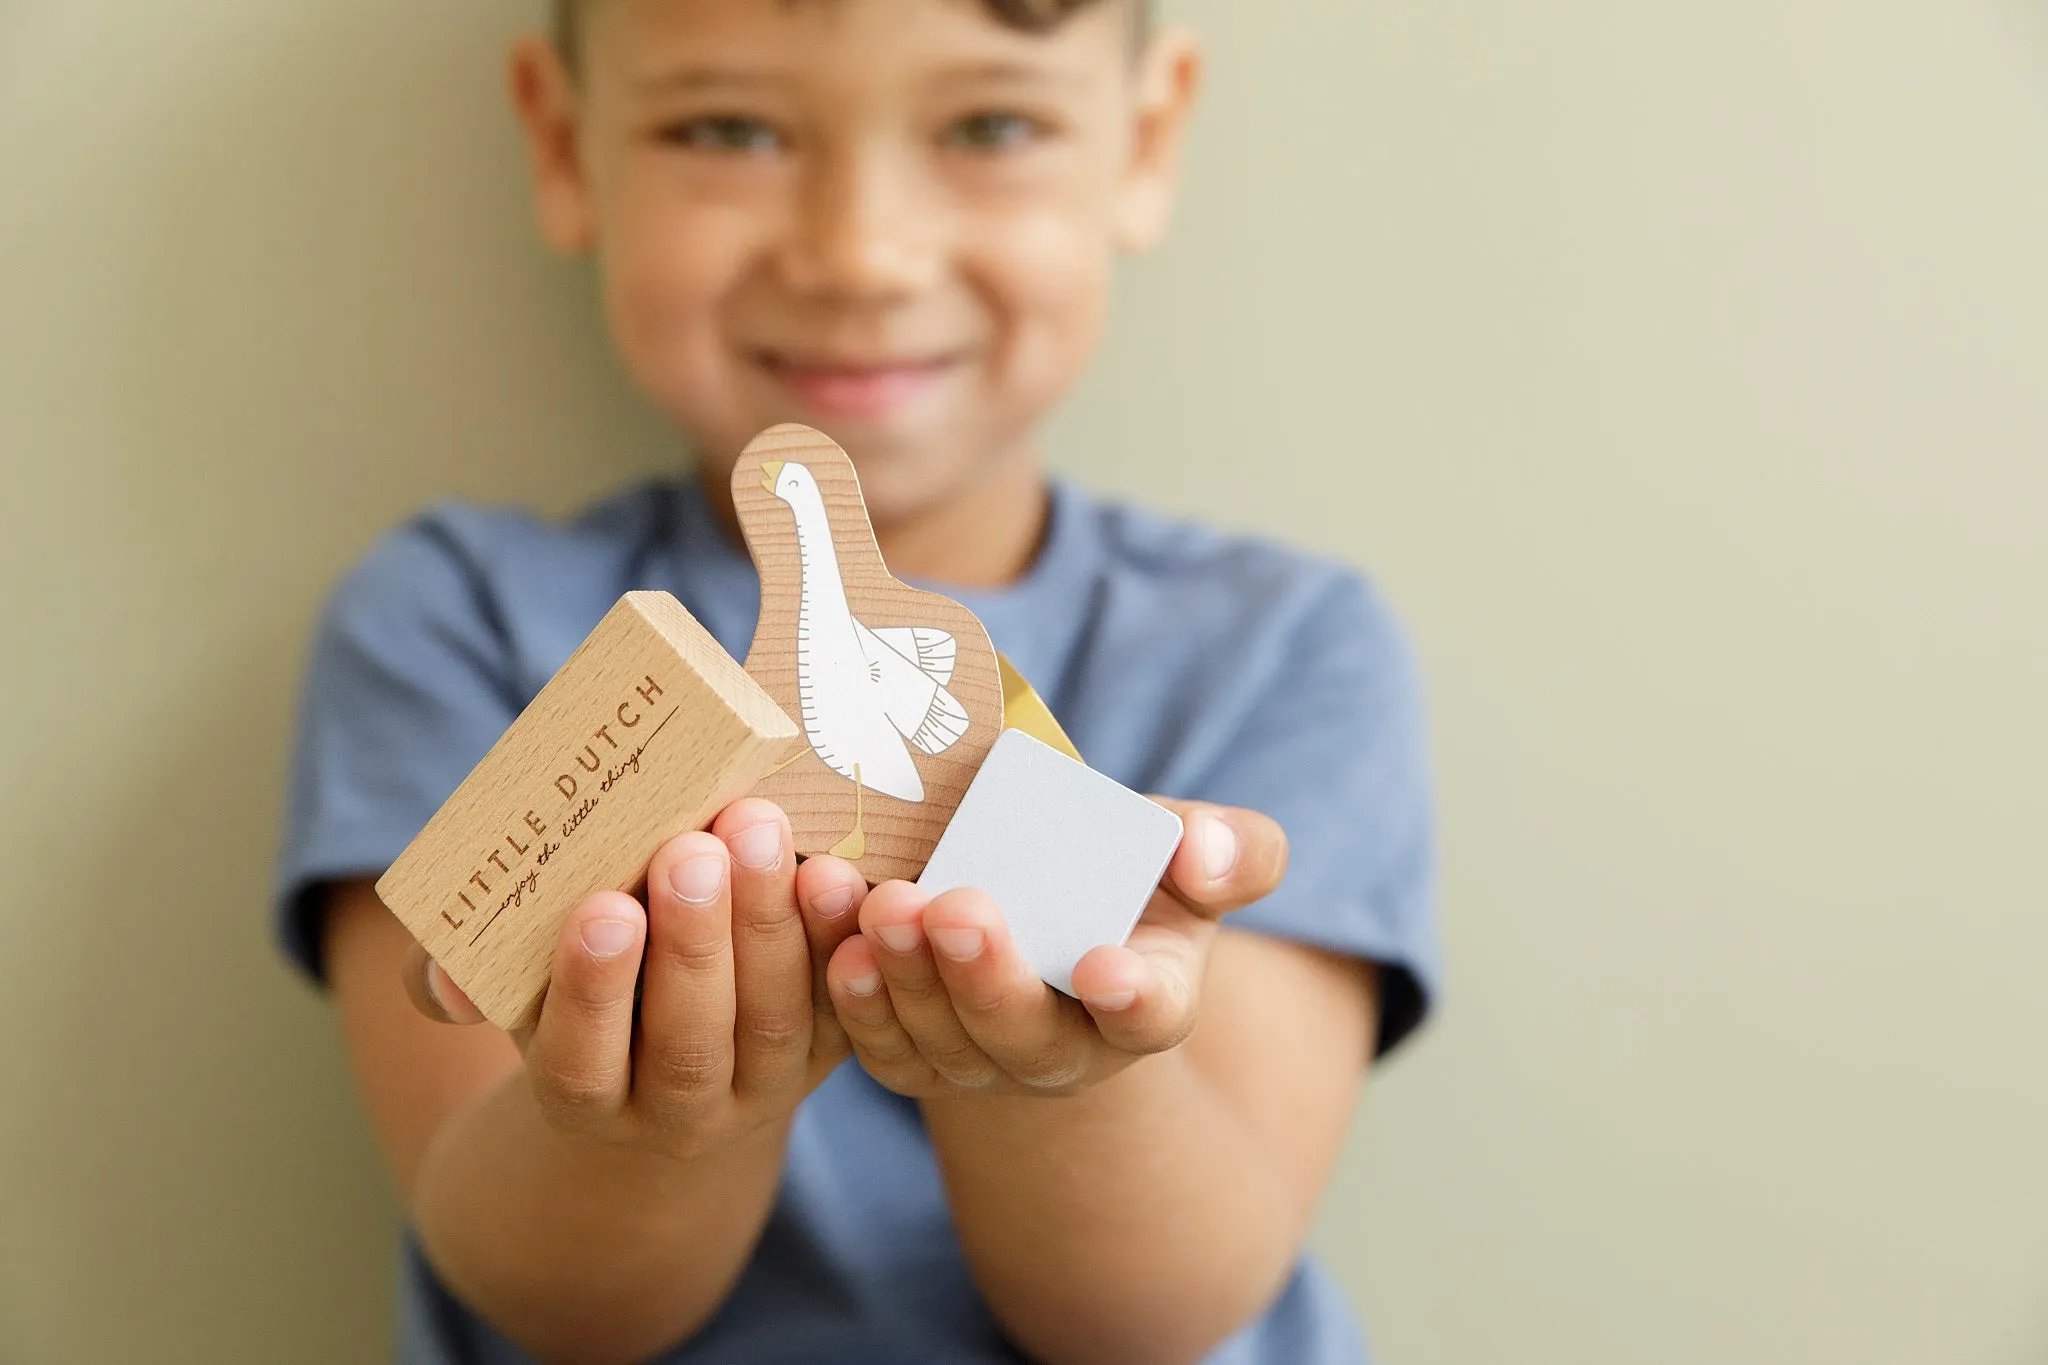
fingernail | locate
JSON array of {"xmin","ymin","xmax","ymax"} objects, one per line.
[
  {"xmin": 1201, "ymin": 816, "xmax": 1238, "ymax": 881},
  {"xmin": 729, "ymin": 821, "xmax": 783, "ymax": 872},
  {"xmin": 426, "ymin": 961, "xmax": 454, "ymax": 1015},
  {"xmin": 812, "ymin": 883, "xmax": 856, "ymax": 919},
  {"xmin": 928, "ymin": 926, "xmax": 984, "ymax": 962},
  {"xmin": 670, "ymin": 853, "xmax": 725, "ymax": 904},
  {"xmin": 582, "ymin": 917, "xmax": 637, "ymax": 959},
  {"xmin": 845, "ymin": 968, "xmax": 882, "ymax": 996},
  {"xmin": 873, "ymin": 922, "xmax": 923, "ymax": 954},
  {"xmin": 1084, "ymin": 986, "xmax": 1137, "ymax": 1012}
]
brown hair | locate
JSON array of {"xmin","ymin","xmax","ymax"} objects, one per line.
[{"xmin": 551, "ymin": 0, "xmax": 1143, "ymax": 64}]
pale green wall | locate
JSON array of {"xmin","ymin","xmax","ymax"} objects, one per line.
[{"xmin": 3, "ymin": 2, "xmax": 2045, "ymax": 1361}]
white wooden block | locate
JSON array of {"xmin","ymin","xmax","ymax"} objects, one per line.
[{"xmin": 916, "ymin": 729, "xmax": 1184, "ymax": 995}]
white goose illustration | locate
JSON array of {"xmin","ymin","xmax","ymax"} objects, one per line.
[{"xmin": 762, "ymin": 459, "xmax": 971, "ymax": 857}]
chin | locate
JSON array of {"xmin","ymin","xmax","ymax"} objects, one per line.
[
  {"xmin": 676, "ymin": 382, "xmax": 1031, "ymax": 526},
  {"xmin": 825, "ymin": 428, "xmax": 973, "ymax": 527}
]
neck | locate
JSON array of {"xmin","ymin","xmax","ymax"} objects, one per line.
[
  {"xmin": 787, "ymin": 492, "xmax": 847, "ymax": 599},
  {"xmin": 872, "ymin": 449, "xmax": 1050, "ymax": 588}
]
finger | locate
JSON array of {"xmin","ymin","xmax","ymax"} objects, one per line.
[
  {"xmin": 402, "ymin": 940, "xmax": 486, "ymax": 1026},
  {"xmin": 1149, "ymin": 800, "xmax": 1289, "ymax": 918},
  {"xmin": 523, "ymin": 889, "xmax": 646, "ymax": 1128},
  {"xmin": 711, "ymin": 799, "xmax": 810, "ymax": 1099},
  {"xmin": 1067, "ymin": 921, "xmax": 1207, "ymax": 1056},
  {"xmin": 921, "ymin": 888, "xmax": 1093, "ymax": 1093},
  {"xmin": 825, "ymin": 935, "xmax": 936, "ymax": 1094},
  {"xmin": 794, "ymin": 854, "xmax": 871, "ymax": 1056},
  {"xmin": 637, "ymin": 830, "xmax": 737, "ymax": 1125},
  {"xmin": 858, "ymin": 881, "xmax": 998, "ymax": 1089}
]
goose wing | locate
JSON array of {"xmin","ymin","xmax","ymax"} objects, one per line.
[
  {"xmin": 867, "ymin": 626, "xmax": 957, "ymax": 686},
  {"xmin": 855, "ymin": 619, "xmax": 971, "ymax": 756}
]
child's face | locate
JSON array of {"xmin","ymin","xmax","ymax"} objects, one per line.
[{"xmin": 512, "ymin": 0, "xmax": 1198, "ymax": 525}]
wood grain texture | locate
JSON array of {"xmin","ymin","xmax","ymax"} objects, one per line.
[
  {"xmin": 733, "ymin": 424, "xmax": 1004, "ymax": 883},
  {"xmin": 375, "ymin": 591, "xmax": 799, "ymax": 1030}
]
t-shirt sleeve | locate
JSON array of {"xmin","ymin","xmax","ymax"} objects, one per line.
[
  {"xmin": 1181, "ymin": 569, "xmax": 1441, "ymax": 1057},
  {"xmin": 271, "ymin": 514, "xmax": 522, "ymax": 989}
]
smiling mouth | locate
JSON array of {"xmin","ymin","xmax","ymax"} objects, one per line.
[{"xmin": 752, "ymin": 349, "xmax": 965, "ymax": 422}]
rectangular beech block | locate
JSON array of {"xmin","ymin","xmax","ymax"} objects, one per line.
[{"xmin": 376, "ymin": 591, "xmax": 799, "ymax": 1030}]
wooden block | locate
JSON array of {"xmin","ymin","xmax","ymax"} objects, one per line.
[
  {"xmin": 916, "ymin": 729, "xmax": 1185, "ymax": 996},
  {"xmin": 375, "ymin": 591, "xmax": 799, "ymax": 1030},
  {"xmin": 732, "ymin": 424, "xmax": 1006, "ymax": 883},
  {"xmin": 998, "ymin": 653, "xmax": 1083, "ymax": 763}
]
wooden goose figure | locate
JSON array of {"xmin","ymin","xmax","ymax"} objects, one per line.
[{"xmin": 761, "ymin": 458, "xmax": 971, "ymax": 856}]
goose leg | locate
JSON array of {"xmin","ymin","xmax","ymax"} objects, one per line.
[{"xmin": 829, "ymin": 763, "xmax": 868, "ymax": 860}]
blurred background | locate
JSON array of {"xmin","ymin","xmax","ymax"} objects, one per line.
[{"xmin": 3, "ymin": 0, "xmax": 2045, "ymax": 1360}]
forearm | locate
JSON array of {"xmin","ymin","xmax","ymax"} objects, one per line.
[
  {"xmin": 411, "ymin": 1069, "xmax": 786, "ymax": 1365},
  {"xmin": 920, "ymin": 1050, "xmax": 1302, "ymax": 1365}
]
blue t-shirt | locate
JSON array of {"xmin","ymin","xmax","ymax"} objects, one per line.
[{"xmin": 273, "ymin": 472, "xmax": 1440, "ymax": 1365}]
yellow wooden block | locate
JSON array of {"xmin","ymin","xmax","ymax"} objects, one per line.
[
  {"xmin": 375, "ymin": 590, "xmax": 799, "ymax": 1031},
  {"xmin": 997, "ymin": 654, "xmax": 1083, "ymax": 763}
]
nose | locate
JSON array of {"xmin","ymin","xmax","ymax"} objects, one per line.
[{"xmin": 778, "ymin": 143, "xmax": 941, "ymax": 303}]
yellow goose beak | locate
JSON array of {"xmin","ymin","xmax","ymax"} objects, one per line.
[{"xmin": 760, "ymin": 459, "xmax": 785, "ymax": 493}]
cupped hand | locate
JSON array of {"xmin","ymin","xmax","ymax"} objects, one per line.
[
  {"xmin": 400, "ymin": 797, "xmax": 870, "ymax": 1161},
  {"xmin": 810, "ymin": 800, "xmax": 1288, "ymax": 1099}
]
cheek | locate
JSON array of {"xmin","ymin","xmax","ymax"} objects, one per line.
[
  {"xmin": 594, "ymin": 191, "xmax": 753, "ymax": 405},
  {"xmin": 972, "ymin": 206, "xmax": 1114, "ymax": 399}
]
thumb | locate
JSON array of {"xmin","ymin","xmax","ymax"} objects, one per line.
[
  {"xmin": 402, "ymin": 939, "xmax": 487, "ymax": 1026},
  {"xmin": 1148, "ymin": 799, "xmax": 1288, "ymax": 918}
]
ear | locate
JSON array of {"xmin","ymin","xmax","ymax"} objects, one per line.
[
  {"xmin": 1111, "ymin": 28, "xmax": 1203, "ymax": 255},
  {"xmin": 508, "ymin": 34, "xmax": 595, "ymax": 255}
]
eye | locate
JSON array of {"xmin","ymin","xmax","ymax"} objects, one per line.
[
  {"xmin": 658, "ymin": 114, "xmax": 783, "ymax": 154},
  {"xmin": 941, "ymin": 110, "xmax": 1047, "ymax": 153}
]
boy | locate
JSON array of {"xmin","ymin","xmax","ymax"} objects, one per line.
[{"xmin": 274, "ymin": 1, "xmax": 1440, "ymax": 1361}]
